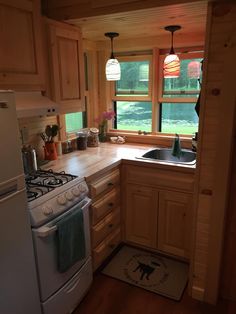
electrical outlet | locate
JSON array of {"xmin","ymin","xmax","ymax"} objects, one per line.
[{"xmin": 20, "ymin": 127, "xmax": 29, "ymax": 144}]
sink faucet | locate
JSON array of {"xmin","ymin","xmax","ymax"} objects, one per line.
[{"xmin": 171, "ymin": 133, "xmax": 182, "ymax": 158}]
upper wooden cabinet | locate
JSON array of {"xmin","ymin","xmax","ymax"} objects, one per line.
[
  {"xmin": 0, "ymin": 0, "xmax": 45, "ymax": 91},
  {"xmin": 45, "ymin": 19, "xmax": 85, "ymax": 114}
]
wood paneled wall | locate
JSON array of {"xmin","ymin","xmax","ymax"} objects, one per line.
[
  {"xmin": 190, "ymin": 1, "xmax": 236, "ymax": 304},
  {"xmin": 221, "ymin": 136, "xmax": 236, "ymax": 301},
  {"xmin": 18, "ymin": 115, "xmax": 58, "ymax": 161},
  {"xmin": 42, "ymin": 0, "xmax": 206, "ymax": 20}
]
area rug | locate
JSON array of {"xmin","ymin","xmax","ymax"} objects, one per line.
[{"xmin": 101, "ymin": 245, "xmax": 188, "ymax": 301}]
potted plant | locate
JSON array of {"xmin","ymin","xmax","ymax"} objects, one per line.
[{"xmin": 40, "ymin": 124, "xmax": 60, "ymax": 160}]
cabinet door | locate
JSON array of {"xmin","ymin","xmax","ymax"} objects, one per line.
[
  {"xmin": 125, "ymin": 184, "xmax": 158, "ymax": 249},
  {"xmin": 0, "ymin": 0, "xmax": 44, "ymax": 90},
  {"xmin": 158, "ymin": 190, "xmax": 192, "ymax": 258},
  {"xmin": 47, "ymin": 19, "xmax": 85, "ymax": 113}
]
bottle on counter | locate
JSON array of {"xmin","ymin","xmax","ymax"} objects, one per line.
[
  {"xmin": 76, "ymin": 131, "xmax": 88, "ymax": 150},
  {"xmin": 87, "ymin": 128, "xmax": 99, "ymax": 147}
]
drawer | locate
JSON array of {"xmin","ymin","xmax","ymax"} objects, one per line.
[
  {"xmin": 93, "ymin": 227, "xmax": 121, "ymax": 270},
  {"xmin": 92, "ymin": 208, "xmax": 120, "ymax": 248},
  {"xmin": 92, "ymin": 188, "xmax": 120, "ymax": 225},
  {"xmin": 90, "ymin": 169, "xmax": 120, "ymax": 198},
  {"xmin": 125, "ymin": 165, "xmax": 194, "ymax": 192}
]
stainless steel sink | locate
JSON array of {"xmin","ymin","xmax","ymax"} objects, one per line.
[{"xmin": 137, "ymin": 148, "xmax": 196, "ymax": 165}]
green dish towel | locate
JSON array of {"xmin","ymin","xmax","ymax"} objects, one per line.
[
  {"xmin": 56, "ymin": 206, "xmax": 86, "ymax": 273},
  {"xmin": 172, "ymin": 134, "xmax": 182, "ymax": 158}
]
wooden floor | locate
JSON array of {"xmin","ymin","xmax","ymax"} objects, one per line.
[{"xmin": 74, "ymin": 273, "xmax": 236, "ymax": 314}]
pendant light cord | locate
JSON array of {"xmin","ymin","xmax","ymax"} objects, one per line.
[
  {"xmin": 110, "ymin": 37, "xmax": 114, "ymax": 59},
  {"xmin": 170, "ymin": 31, "xmax": 175, "ymax": 54}
]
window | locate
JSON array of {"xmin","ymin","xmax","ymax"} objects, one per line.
[
  {"xmin": 163, "ymin": 58, "xmax": 202, "ymax": 98},
  {"xmin": 160, "ymin": 103, "xmax": 198, "ymax": 134},
  {"xmin": 115, "ymin": 101, "xmax": 152, "ymax": 132},
  {"xmin": 159, "ymin": 52, "xmax": 202, "ymax": 135},
  {"xmin": 65, "ymin": 112, "xmax": 86, "ymax": 134},
  {"xmin": 112, "ymin": 51, "xmax": 203, "ymax": 136},
  {"xmin": 116, "ymin": 61, "xmax": 150, "ymax": 96},
  {"xmin": 112, "ymin": 55, "xmax": 152, "ymax": 132}
]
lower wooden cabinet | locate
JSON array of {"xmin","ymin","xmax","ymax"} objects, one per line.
[
  {"xmin": 87, "ymin": 167, "xmax": 121, "ymax": 271},
  {"xmin": 123, "ymin": 164, "xmax": 194, "ymax": 259},
  {"xmin": 125, "ymin": 185, "xmax": 158, "ymax": 249},
  {"xmin": 158, "ymin": 190, "xmax": 192, "ymax": 258}
]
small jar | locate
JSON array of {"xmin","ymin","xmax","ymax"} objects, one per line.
[
  {"xmin": 76, "ymin": 131, "xmax": 88, "ymax": 150},
  {"xmin": 87, "ymin": 128, "xmax": 99, "ymax": 147}
]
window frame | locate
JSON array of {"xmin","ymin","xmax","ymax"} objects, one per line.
[{"xmin": 111, "ymin": 55, "xmax": 153, "ymax": 102}]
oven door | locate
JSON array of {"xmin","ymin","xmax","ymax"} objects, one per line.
[{"xmin": 32, "ymin": 197, "xmax": 91, "ymax": 302}]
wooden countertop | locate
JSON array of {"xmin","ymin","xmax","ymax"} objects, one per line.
[{"xmin": 41, "ymin": 143, "xmax": 195, "ymax": 181}]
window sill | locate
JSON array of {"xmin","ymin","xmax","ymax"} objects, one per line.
[{"xmin": 107, "ymin": 129, "xmax": 192, "ymax": 149}]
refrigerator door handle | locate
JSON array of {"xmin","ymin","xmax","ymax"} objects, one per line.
[{"xmin": 0, "ymin": 188, "xmax": 26, "ymax": 204}]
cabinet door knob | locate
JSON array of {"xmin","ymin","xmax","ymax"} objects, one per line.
[
  {"xmin": 108, "ymin": 223, "xmax": 113, "ymax": 228},
  {"xmin": 108, "ymin": 202, "xmax": 114, "ymax": 207},
  {"xmin": 107, "ymin": 182, "xmax": 114, "ymax": 187}
]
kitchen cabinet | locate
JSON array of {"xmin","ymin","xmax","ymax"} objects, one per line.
[
  {"xmin": 125, "ymin": 184, "xmax": 158, "ymax": 249},
  {"xmin": 87, "ymin": 167, "xmax": 121, "ymax": 270},
  {"xmin": 0, "ymin": 0, "xmax": 45, "ymax": 91},
  {"xmin": 158, "ymin": 190, "xmax": 192, "ymax": 258},
  {"xmin": 123, "ymin": 163, "xmax": 194, "ymax": 259},
  {"xmin": 45, "ymin": 18, "xmax": 85, "ymax": 114}
]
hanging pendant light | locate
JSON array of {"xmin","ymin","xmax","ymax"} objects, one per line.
[
  {"xmin": 105, "ymin": 32, "xmax": 121, "ymax": 81},
  {"xmin": 163, "ymin": 25, "xmax": 181, "ymax": 78},
  {"xmin": 188, "ymin": 61, "xmax": 201, "ymax": 78}
]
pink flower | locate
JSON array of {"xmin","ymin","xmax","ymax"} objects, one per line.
[{"xmin": 94, "ymin": 110, "xmax": 116, "ymax": 126}]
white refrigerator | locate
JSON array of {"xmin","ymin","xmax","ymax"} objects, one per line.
[{"xmin": 0, "ymin": 91, "xmax": 41, "ymax": 314}]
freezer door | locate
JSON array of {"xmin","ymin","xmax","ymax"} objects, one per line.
[
  {"xmin": 0, "ymin": 188, "xmax": 41, "ymax": 314},
  {"xmin": 0, "ymin": 91, "xmax": 24, "ymax": 182}
]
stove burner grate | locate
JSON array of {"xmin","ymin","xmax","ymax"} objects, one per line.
[{"xmin": 25, "ymin": 169, "xmax": 77, "ymax": 202}]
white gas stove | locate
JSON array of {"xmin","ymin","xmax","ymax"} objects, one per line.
[{"xmin": 25, "ymin": 169, "xmax": 89, "ymax": 227}]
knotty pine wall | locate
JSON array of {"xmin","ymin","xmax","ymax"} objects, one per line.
[
  {"xmin": 18, "ymin": 115, "xmax": 58, "ymax": 161},
  {"xmin": 190, "ymin": 1, "xmax": 236, "ymax": 304},
  {"xmin": 221, "ymin": 137, "xmax": 236, "ymax": 301}
]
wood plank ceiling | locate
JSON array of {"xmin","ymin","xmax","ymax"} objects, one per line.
[{"xmin": 67, "ymin": 1, "xmax": 208, "ymax": 46}]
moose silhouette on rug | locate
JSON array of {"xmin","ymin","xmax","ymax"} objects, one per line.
[{"xmin": 133, "ymin": 261, "xmax": 161, "ymax": 280}]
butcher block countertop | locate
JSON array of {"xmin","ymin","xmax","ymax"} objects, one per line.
[{"xmin": 41, "ymin": 143, "xmax": 195, "ymax": 181}]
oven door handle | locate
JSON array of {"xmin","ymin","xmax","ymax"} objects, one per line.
[
  {"xmin": 35, "ymin": 225, "xmax": 57, "ymax": 238},
  {"xmin": 35, "ymin": 197, "xmax": 91, "ymax": 238}
]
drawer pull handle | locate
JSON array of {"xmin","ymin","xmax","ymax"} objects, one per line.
[
  {"xmin": 108, "ymin": 202, "xmax": 114, "ymax": 207},
  {"xmin": 107, "ymin": 182, "xmax": 114, "ymax": 187},
  {"xmin": 108, "ymin": 223, "xmax": 114, "ymax": 228}
]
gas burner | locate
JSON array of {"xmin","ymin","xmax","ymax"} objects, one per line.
[
  {"xmin": 25, "ymin": 169, "xmax": 78, "ymax": 202},
  {"xmin": 43, "ymin": 178, "xmax": 63, "ymax": 187}
]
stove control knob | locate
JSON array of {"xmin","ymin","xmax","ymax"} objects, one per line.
[
  {"xmin": 65, "ymin": 191, "xmax": 74, "ymax": 201},
  {"xmin": 42, "ymin": 205, "xmax": 53, "ymax": 216},
  {"xmin": 57, "ymin": 195, "xmax": 67, "ymax": 205},
  {"xmin": 72, "ymin": 187, "xmax": 80, "ymax": 197},
  {"xmin": 79, "ymin": 183, "xmax": 87, "ymax": 193}
]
